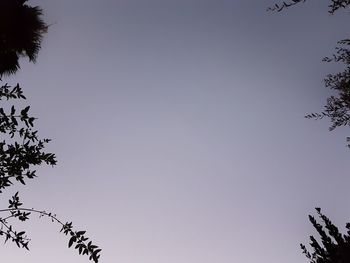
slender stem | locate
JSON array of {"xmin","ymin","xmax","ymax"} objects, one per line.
[
  {"xmin": 0, "ymin": 208, "xmax": 64, "ymax": 226},
  {"xmin": 2, "ymin": 214, "xmax": 15, "ymax": 221}
]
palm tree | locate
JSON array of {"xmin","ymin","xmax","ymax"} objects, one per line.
[{"xmin": 0, "ymin": 0, "xmax": 48, "ymax": 77}]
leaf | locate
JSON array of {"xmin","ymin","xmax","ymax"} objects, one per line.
[
  {"xmin": 76, "ymin": 231, "xmax": 86, "ymax": 237},
  {"xmin": 21, "ymin": 106, "xmax": 30, "ymax": 116},
  {"xmin": 68, "ymin": 236, "xmax": 76, "ymax": 248}
]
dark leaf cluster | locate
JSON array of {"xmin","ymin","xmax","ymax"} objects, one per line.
[
  {"xmin": 267, "ymin": 0, "xmax": 307, "ymax": 12},
  {"xmin": 305, "ymin": 39, "xmax": 350, "ymax": 146},
  {"xmin": 301, "ymin": 208, "xmax": 350, "ymax": 263},
  {"xmin": 0, "ymin": 224, "xmax": 30, "ymax": 251},
  {"xmin": 0, "ymin": 83, "xmax": 26, "ymax": 100},
  {"xmin": 0, "ymin": 82, "xmax": 56, "ymax": 192},
  {"xmin": 268, "ymin": 0, "xmax": 350, "ymax": 14},
  {"xmin": 0, "ymin": 0, "xmax": 48, "ymax": 76},
  {"xmin": 0, "ymin": 193, "xmax": 31, "ymax": 250},
  {"xmin": 0, "ymin": 0, "xmax": 47, "ymax": 77},
  {"xmin": 61, "ymin": 222, "xmax": 102, "ymax": 263}
]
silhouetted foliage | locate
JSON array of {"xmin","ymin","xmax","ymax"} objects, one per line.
[
  {"xmin": 0, "ymin": 0, "xmax": 47, "ymax": 76},
  {"xmin": 269, "ymin": 0, "xmax": 350, "ymax": 146},
  {"xmin": 305, "ymin": 39, "xmax": 350, "ymax": 137},
  {"xmin": 0, "ymin": 192, "xmax": 101, "ymax": 262},
  {"xmin": 0, "ymin": 82, "xmax": 101, "ymax": 262},
  {"xmin": 0, "ymin": 1, "xmax": 102, "ymax": 261},
  {"xmin": 0, "ymin": 83, "xmax": 56, "ymax": 191},
  {"xmin": 268, "ymin": 0, "xmax": 350, "ymax": 14},
  {"xmin": 301, "ymin": 208, "xmax": 350, "ymax": 263}
]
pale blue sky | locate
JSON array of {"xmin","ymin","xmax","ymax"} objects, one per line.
[{"xmin": 1, "ymin": 0, "xmax": 350, "ymax": 263}]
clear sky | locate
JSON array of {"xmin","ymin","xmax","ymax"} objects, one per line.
[{"xmin": 1, "ymin": 0, "xmax": 350, "ymax": 262}]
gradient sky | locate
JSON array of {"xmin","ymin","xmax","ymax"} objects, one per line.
[{"xmin": 1, "ymin": 0, "xmax": 350, "ymax": 262}]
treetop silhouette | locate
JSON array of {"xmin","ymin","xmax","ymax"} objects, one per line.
[
  {"xmin": 301, "ymin": 208, "xmax": 350, "ymax": 263},
  {"xmin": 0, "ymin": 0, "xmax": 47, "ymax": 76}
]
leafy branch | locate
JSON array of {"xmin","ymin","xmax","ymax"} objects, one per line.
[
  {"xmin": 0, "ymin": 83, "xmax": 56, "ymax": 192},
  {"xmin": 267, "ymin": 0, "xmax": 307, "ymax": 12},
  {"xmin": 267, "ymin": 0, "xmax": 350, "ymax": 14},
  {"xmin": 0, "ymin": 83, "xmax": 102, "ymax": 262},
  {"xmin": 305, "ymin": 39, "xmax": 350, "ymax": 146},
  {"xmin": 0, "ymin": 192, "xmax": 102, "ymax": 262}
]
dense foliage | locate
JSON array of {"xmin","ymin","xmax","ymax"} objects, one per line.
[
  {"xmin": 0, "ymin": 0, "xmax": 47, "ymax": 76},
  {"xmin": 0, "ymin": 83, "xmax": 56, "ymax": 191},
  {"xmin": 301, "ymin": 208, "xmax": 350, "ymax": 263}
]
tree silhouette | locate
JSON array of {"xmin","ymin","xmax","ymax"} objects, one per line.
[
  {"xmin": 269, "ymin": 2, "xmax": 350, "ymax": 262},
  {"xmin": 301, "ymin": 208, "xmax": 350, "ymax": 263},
  {"xmin": 269, "ymin": 0, "xmax": 350, "ymax": 146},
  {"xmin": 0, "ymin": 0, "xmax": 47, "ymax": 76},
  {"xmin": 0, "ymin": 1, "xmax": 101, "ymax": 262},
  {"xmin": 267, "ymin": 0, "xmax": 350, "ymax": 14}
]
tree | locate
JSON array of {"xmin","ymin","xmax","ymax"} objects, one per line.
[
  {"xmin": 0, "ymin": 0, "xmax": 48, "ymax": 76},
  {"xmin": 301, "ymin": 208, "xmax": 350, "ymax": 263},
  {"xmin": 269, "ymin": 0, "xmax": 350, "ymax": 146},
  {"xmin": 0, "ymin": 1, "xmax": 101, "ymax": 262},
  {"xmin": 269, "ymin": 2, "xmax": 350, "ymax": 263}
]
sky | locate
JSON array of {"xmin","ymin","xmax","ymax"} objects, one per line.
[{"xmin": 1, "ymin": 0, "xmax": 350, "ymax": 262}]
